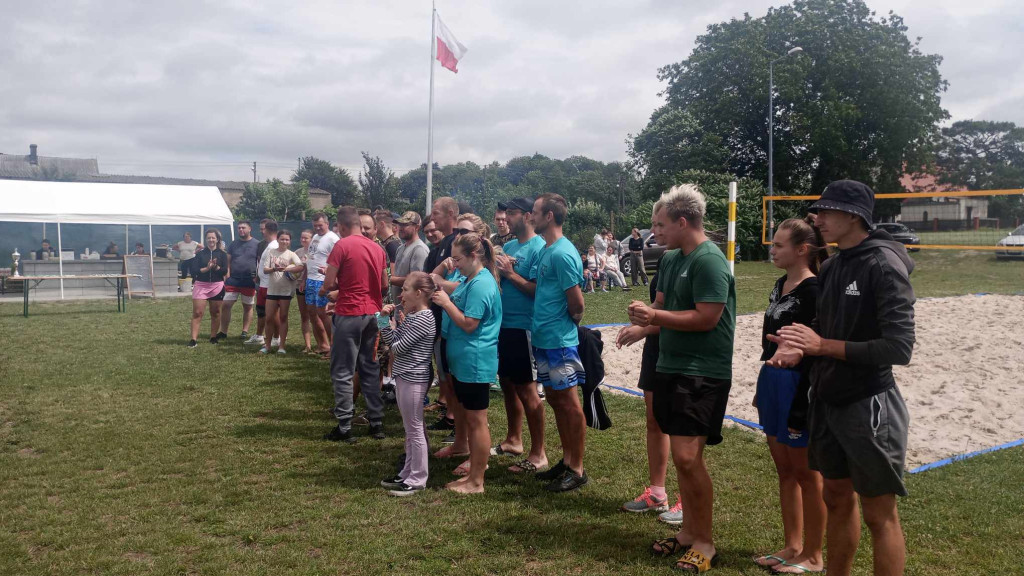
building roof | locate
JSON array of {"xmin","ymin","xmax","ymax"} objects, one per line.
[{"xmin": 0, "ymin": 152, "xmax": 99, "ymax": 179}]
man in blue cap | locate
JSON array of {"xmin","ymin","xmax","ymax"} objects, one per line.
[{"xmin": 769, "ymin": 179, "xmax": 915, "ymax": 576}]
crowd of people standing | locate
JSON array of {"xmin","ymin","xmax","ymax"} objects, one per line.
[{"xmin": 181, "ymin": 179, "xmax": 915, "ymax": 575}]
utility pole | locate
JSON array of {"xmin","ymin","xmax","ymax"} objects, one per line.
[{"xmin": 252, "ymin": 161, "xmax": 257, "ymax": 184}]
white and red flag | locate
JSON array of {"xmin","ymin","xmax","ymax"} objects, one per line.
[{"xmin": 434, "ymin": 12, "xmax": 467, "ymax": 73}]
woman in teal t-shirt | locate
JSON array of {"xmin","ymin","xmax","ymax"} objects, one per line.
[{"xmin": 431, "ymin": 232, "xmax": 502, "ymax": 495}]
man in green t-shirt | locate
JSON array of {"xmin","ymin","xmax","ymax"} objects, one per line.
[{"xmin": 627, "ymin": 183, "xmax": 736, "ymax": 572}]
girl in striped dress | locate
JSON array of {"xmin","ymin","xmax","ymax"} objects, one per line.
[{"xmin": 378, "ymin": 271, "xmax": 438, "ymax": 497}]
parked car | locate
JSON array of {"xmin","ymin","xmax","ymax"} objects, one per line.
[
  {"xmin": 615, "ymin": 229, "xmax": 666, "ymax": 277},
  {"xmin": 995, "ymin": 224, "xmax": 1024, "ymax": 260},
  {"xmin": 876, "ymin": 222, "xmax": 921, "ymax": 252}
]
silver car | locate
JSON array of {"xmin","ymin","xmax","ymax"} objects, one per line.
[{"xmin": 995, "ymin": 224, "xmax": 1024, "ymax": 260}]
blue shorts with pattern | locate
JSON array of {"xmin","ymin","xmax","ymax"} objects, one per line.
[
  {"xmin": 533, "ymin": 346, "xmax": 586, "ymax": 391},
  {"xmin": 305, "ymin": 278, "xmax": 328, "ymax": 307}
]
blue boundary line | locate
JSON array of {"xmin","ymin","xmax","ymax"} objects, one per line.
[
  {"xmin": 599, "ymin": 382, "xmax": 1023, "ymax": 474},
  {"xmin": 907, "ymin": 437, "xmax": 1024, "ymax": 474}
]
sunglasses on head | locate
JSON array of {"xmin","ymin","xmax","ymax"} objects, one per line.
[{"xmin": 454, "ymin": 228, "xmax": 473, "ymax": 235}]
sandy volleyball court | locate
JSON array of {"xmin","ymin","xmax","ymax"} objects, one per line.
[{"xmin": 598, "ymin": 294, "xmax": 1024, "ymax": 468}]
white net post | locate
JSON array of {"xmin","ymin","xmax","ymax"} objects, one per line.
[{"xmin": 727, "ymin": 181, "xmax": 737, "ymax": 275}]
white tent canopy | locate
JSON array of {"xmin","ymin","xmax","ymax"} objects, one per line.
[
  {"xmin": 0, "ymin": 180, "xmax": 234, "ymax": 225},
  {"xmin": 1, "ymin": 180, "xmax": 234, "ymax": 300}
]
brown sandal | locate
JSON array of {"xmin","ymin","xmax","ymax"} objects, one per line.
[
  {"xmin": 673, "ymin": 549, "xmax": 719, "ymax": 572},
  {"xmin": 651, "ymin": 537, "xmax": 689, "ymax": 557}
]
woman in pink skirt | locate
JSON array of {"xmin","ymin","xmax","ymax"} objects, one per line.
[{"xmin": 189, "ymin": 229, "xmax": 228, "ymax": 348}]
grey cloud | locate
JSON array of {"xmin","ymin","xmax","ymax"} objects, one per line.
[{"xmin": 1, "ymin": 0, "xmax": 1022, "ymax": 183}]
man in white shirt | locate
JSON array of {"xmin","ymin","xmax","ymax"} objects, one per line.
[
  {"xmin": 305, "ymin": 212, "xmax": 341, "ymax": 354},
  {"xmin": 247, "ymin": 221, "xmax": 279, "ymax": 346}
]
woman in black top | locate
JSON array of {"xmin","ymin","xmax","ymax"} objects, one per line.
[
  {"xmin": 753, "ymin": 218, "xmax": 827, "ymax": 573},
  {"xmin": 188, "ymin": 229, "xmax": 228, "ymax": 348},
  {"xmin": 628, "ymin": 228, "xmax": 649, "ymax": 286}
]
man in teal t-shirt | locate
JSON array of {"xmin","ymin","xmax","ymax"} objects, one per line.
[
  {"xmin": 626, "ymin": 184, "xmax": 735, "ymax": 572},
  {"xmin": 529, "ymin": 194, "xmax": 588, "ymax": 493},
  {"xmin": 493, "ymin": 197, "xmax": 549, "ymax": 473}
]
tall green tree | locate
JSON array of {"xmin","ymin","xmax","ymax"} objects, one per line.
[
  {"xmin": 234, "ymin": 179, "xmax": 311, "ymax": 222},
  {"xmin": 936, "ymin": 120, "xmax": 1024, "ymax": 225},
  {"xmin": 292, "ymin": 156, "xmax": 357, "ymax": 207},
  {"xmin": 630, "ymin": 0, "xmax": 948, "ymax": 196},
  {"xmin": 357, "ymin": 152, "xmax": 399, "ymax": 209}
]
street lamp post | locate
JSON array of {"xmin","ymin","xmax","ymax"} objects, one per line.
[{"xmin": 768, "ymin": 46, "xmax": 802, "ymax": 241}]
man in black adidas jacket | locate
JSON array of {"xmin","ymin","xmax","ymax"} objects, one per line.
[{"xmin": 769, "ymin": 180, "xmax": 914, "ymax": 576}]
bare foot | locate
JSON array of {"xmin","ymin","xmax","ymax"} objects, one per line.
[
  {"xmin": 453, "ymin": 459, "xmax": 488, "ymax": 476},
  {"xmin": 771, "ymin": 555, "xmax": 824, "ymax": 574},
  {"xmin": 446, "ymin": 479, "xmax": 484, "ymax": 494},
  {"xmin": 754, "ymin": 548, "xmax": 799, "ymax": 568},
  {"xmin": 433, "ymin": 445, "xmax": 469, "ymax": 459}
]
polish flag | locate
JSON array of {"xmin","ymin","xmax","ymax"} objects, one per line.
[{"xmin": 435, "ymin": 13, "xmax": 467, "ymax": 73}]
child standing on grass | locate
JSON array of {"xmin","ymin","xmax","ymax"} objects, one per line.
[{"xmin": 378, "ymin": 271, "xmax": 438, "ymax": 497}]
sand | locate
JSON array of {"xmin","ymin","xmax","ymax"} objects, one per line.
[{"xmin": 597, "ymin": 294, "xmax": 1024, "ymax": 468}]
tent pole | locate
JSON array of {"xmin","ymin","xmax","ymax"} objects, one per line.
[
  {"xmin": 148, "ymin": 224, "xmax": 153, "ymax": 258},
  {"xmin": 57, "ymin": 222, "xmax": 65, "ymax": 300},
  {"xmin": 125, "ymin": 225, "xmax": 129, "ymax": 255}
]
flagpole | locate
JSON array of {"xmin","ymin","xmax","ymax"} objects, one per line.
[{"xmin": 425, "ymin": 1, "xmax": 436, "ymax": 216}]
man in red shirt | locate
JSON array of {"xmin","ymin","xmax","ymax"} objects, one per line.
[{"xmin": 320, "ymin": 206, "xmax": 389, "ymax": 443}]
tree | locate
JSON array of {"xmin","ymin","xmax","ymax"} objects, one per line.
[
  {"xmin": 357, "ymin": 152, "xmax": 400, "ymax": 209},
  {"xmin": 234, "ymin": 179, "xmax": 311, "ymax": 222},
  {"xmin": 936, "ymin": 120, "xmax": 1024, "ymax": 225},
  {"xmin": 292, "ymin": 156, "xmax": 357, "ymax": 207},
  {"xmin": 631, "ymin": 0, "xmax": 948, "ymax": 196}
]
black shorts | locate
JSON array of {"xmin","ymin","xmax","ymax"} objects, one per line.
[
  {"xmin": 452, "ymin": 377, "xmax": 490, "ymax": 411},
  {"xmin": 266, "ymin": 294, "xmax": 292, "ymax": 301},
  {"xmin": 652, "ymin": 371, "xmax": 731, "ymax": 444},
  {"xmin": 497, "ymin": 328, "xmax": 537, "ymax": 385},
  {"xmin": 208, "ymin": 288, "xmax": 225, "ymax": 301},
  {"xmin": 637, "ymin": 333, "xmax": 660, "ymax": 392},
  {"xmin": 438, "ymin": 338, "xmax": 450, "ymax": 375}
]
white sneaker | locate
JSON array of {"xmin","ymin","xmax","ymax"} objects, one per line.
[
  {"xmin": 245, "ymin": 334, "xmax": 265, "ymax": 345},
  {"xmin": 270, "ymin": 337, "xmax": 280, "ymax": 348}
]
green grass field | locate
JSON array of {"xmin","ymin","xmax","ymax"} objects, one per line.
[
  {"xmin": 915, "ymin": 228, "xmax": 1013, "ymax": 246},
  {"xmin": 1, "ymin": 251, "xmax": 1022, "ymax": 575}
]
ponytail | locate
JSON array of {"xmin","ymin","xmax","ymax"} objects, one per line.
[
  {"xmin": 453, "ymin": 233, "xmax": 500, "ymax": 289},
  {"xmin": 778, "ymin": 217, "xmax": 827, "ymax": 274}
]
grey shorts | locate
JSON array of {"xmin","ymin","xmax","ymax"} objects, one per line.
[{"xmin": 808, "ymin": 386, "xmax": 910, "ymax": 498}]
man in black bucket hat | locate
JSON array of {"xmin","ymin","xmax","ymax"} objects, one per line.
[{"xmin": 768, "ymin": 179, "xmax": 916, "ymax": 576}]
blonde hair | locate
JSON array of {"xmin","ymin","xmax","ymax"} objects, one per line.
[
  {"xmin": 653, "ymin": 183, "xmax": 706, "ymax": 226},
  {"xmin": 457, "ymin": 213, "xmax": 492, "ymax": 239}
]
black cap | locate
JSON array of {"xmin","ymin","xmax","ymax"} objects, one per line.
[
  {"xmin": 496, "ymin": 200, "xmax": 509, "ymax": 211},
  {"xmin": 506, "ymin": 197, "xmax": 535, "ymax": 213},
  {"xmin": 809, "ymin": 180, "xmax": 874, "ymax": 227}
]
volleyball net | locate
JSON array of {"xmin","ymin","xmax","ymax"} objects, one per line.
[{"xmin": 762, "ymin": 189, "xmax": 1024, "ymax": 252}]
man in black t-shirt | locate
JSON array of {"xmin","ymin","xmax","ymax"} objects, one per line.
[{"xmin": 424, "ymin": 197, "xmax": 459, "ymax": 431}]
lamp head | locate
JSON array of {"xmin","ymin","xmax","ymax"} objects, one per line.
[{"xmin": 787, "ymin": 47, "xmax": 803, "ymax": 55}]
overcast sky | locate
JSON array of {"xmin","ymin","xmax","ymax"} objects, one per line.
[{"xmin": 1, "ymin": 0, "xmax": 1021, "ymax": 183}]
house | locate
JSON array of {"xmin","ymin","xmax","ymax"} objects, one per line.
[
  {"xmin": 897, "ymin": 171, "xmax": 993, "ymax": 230},
  {"xmin": 0, "ymin": 144, "xmax": 100, "ymax": 180},
  {"xmin": 0, "ymin": 144, "xmax": 332, "ymax": 214}
]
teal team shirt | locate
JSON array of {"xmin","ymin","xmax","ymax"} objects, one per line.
[
  {"xmin": 530, "ymin": 236, "xmax": 585, "ymax": 350},
  {"xmin": 445, "ymin": 270, "xmax": 503, "ymax": 384},
  {"xmin": 440, "ymin": 268, "xmax": 467, "ymax": 339},
  {"xmin": 500, "ymin": 235, "xmax": 546, "ymax": 330}
]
